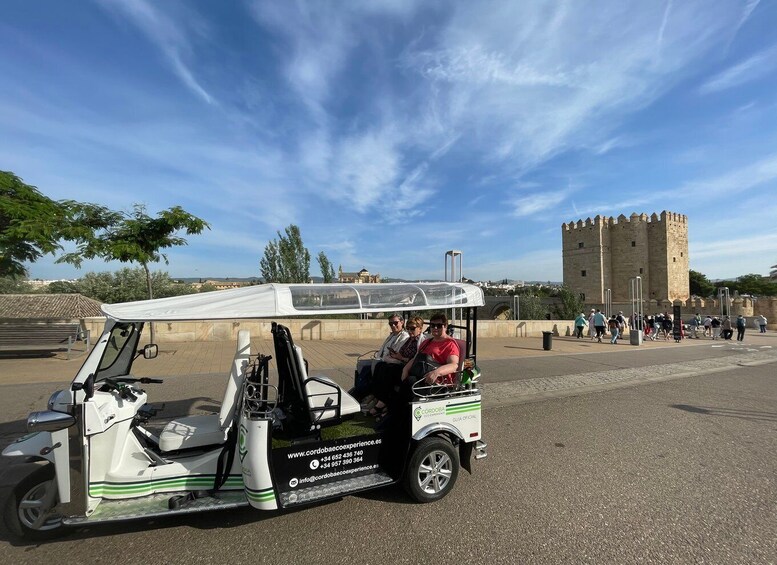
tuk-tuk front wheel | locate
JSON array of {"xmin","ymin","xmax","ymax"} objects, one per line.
[
  {"xmin": 403, "ymin": 437, "xmax": 459, "ymax": 503},
  {"xmin": 3, "ymin": 465, "xmax": 64, "ymax": 540}
]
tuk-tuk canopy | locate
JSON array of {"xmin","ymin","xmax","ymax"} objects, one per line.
[{"xmin": 101, "ymin": 282, "xmax": 485, "ymax": 322}]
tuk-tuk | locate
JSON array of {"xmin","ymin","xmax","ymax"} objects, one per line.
[{"xmin": 1, "ymin": 282, "xmax": 487, "ymax": 540}]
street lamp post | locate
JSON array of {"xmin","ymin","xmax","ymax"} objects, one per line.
[
  {"xmin": 445, "ymin": 250, "xmax": 463, "ymax": 331},
  {"xmin": 629, "ymin": 276, "xmax": 643, "ymax": 346}
]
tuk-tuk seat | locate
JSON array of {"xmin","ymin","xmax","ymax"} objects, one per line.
[
  {"xmin": 272, "ymin": 323, "xmax": 359, "ymax": 426},
  {"xmin": 159, "ymin": 330, "xmax": 251, "ymax": 452}
]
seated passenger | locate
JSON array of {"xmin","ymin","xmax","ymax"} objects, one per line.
[
  {"xmin": 399, "ymin": 313, "xmax": 459, "ymax": 399},
  {"xmin": 369, "ymin": 316, "xmax": 425, "ymax": 418},
  {"xmin": 355, "ymin": 314, "xmax": 409, "ymax": 401}
]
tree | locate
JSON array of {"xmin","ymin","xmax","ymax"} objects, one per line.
[
  {"xmin": 58, "ymin": 204, "xmax": 209, "ymax": 299},
  {"xmin": 59, "ymin": 204, "xmax": 209, "ymax": 342},
  {"xmin": 317, "ymin": 251, "xmax": 336, "ymax": 283},
  {"xmin": 0, "ymin": 276, "xmax": 34, "ymax": 293},
  {"xmin": 689, "ymin": 269, "xmax": 715, "ymax": 297},
  {"xmin": 1, "ymin": 171, "xmax": 119, "ymax": 279},
  {"xmin": 552, "ymin": 285, "xmax": 585, "ymax": 320},
  {"xmin": 514, "ymin": 294, "xmax": 549, "ymax": 320},
  {"xmin": 259, "ymin": 224, "xmax": 310, "ymax": 283},
  {"xmin": 48, "ymin": 268, "xmax": 197, "ymax": 303}
]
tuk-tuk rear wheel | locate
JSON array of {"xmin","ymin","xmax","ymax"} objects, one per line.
[
  {"xmin": 2, "ymin": 465, "xmax": 65, "ymax": 541},
  {"xmin": 403, "ymin": 437, "xmax": 459, "ymax": 503}
]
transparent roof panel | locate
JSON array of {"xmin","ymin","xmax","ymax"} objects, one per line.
[
  {"xmin": 423, "ymin": 284, "xmax": 469, "ymax": 306},
  {"xmin": 289, "ymin": 285, "xmax": 361, "ymax": 310}
]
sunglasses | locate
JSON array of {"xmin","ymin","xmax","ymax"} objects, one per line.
[
  {"xmin": 406, "ymin": 325, "xmax": 417, "ymax": 330},
  {"xmin": 388, "ymin": 320, "xmax": 401, "ymax": 326},
  {"xmin": 429, "ymin": 322, "xmax": 445, "ymax": 329}
]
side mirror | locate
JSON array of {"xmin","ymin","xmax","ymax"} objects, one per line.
[{"xmin": 142, "ymin": 344, "xmax": 159, "ymax": 360}]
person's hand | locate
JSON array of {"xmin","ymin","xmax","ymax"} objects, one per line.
[{"xmin": 423, "ymin": 371, "xmax": 438, "ymax": 384}]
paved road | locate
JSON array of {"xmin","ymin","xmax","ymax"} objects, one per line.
[{"xmin": 0, "ymin": 343, "xmax": 775, "ymax": 563}]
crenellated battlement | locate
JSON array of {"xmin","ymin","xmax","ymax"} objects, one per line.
[
  {"xmin": 562, "ymin": 210, "xmax": 688, "ymax": 232},
  {"xmin": 562, "ymin": 210, "xmax": 689, "ymax": 303}
]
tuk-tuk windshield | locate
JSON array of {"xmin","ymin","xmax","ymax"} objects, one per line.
[{"xmin": 95, "ymin": 322, "xmax": 142, "ymax": 381}]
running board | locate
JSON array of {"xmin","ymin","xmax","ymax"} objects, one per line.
[
  {"xmin": 63, "ymin": 490, "xmax": 248, "ymax": 525},
  {"xmin": 279, "ymin": 471, "xmax": 394, "ymax": 508}
]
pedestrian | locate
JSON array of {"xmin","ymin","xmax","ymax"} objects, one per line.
[
  {"xmin": 593, "ymin": 309, "xmax": 607, "ymax": 343},
  {"xmin": 721, "ymin": 316, "xmax": 733, "ymax": 340},
  {"xmin": 703, "ymin": 315, "xmax": 712, "ymax": 337},
  {"xmin": 608, "ymin": 315, "xmax": 620, "ymax": 344},
  {"xmin": 691, "ymin": 313, "xmax": 702, "ymax": 339},
  {"xmin": 574, "ymin": 312, "xmax": 587, "ymax": 339},
  {"xmin": 662, "ymin": 313, "xmax": 673, "ymax": 341},
  {"xmin": 710, "ymin": 316, "xmax": 721, "ymax": 340},
  {"xmin": 758, "ymin": 314, "xmax": 768, "ymax": 333},
  {"xmin": 588, "ymin": 309, "xmax": 596, "ymax": 340},
  {"xmin": 736, "ymin": 314, "xmax": 746, "ymax": 341}
]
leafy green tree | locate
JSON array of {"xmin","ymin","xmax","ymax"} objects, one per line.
[
  {"xmin": 552, "ymin": 285, "xmax": 585, "ymax": 320},
  {"xmin": 198, "ymin": 282, "xmax": 218, "ymax": 293},
  {"xmin": 260, "ymin": 224, "xmax": 310, "ymax": 283},
  {"xmin": 718, "ymin": 273, "xmax": 777, "ymax": 297},
  {"xmin": 1, "ymin": 171, "xmax": 118, "ymax": 278},
  {"xmin": 59, "ymin": 268, "xmax": 196, "ymax": 303},
  {"xmin": 689, "ymin": 269, "xmax": 715, "ymax": 297},
  {"xmin": 0, "ymin": 276, "xmax": 34, "ymax": 293},
  {"xmin": 317, "ymin": 251, "xmax": 336, "ymax": 283},
  {"xmin": 46, "ymin": 280, "xmax": 80, "ymax": 294},
  {"xmin": 514, "ymin": 294, "xmax": 549, "ymax": 320},
  {"xmin": 58, "ymin": 204, "xmax": 209, "ymax": 301}
]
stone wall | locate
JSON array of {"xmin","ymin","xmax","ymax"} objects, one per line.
[{"xmin": 82, "ymin": 317, "xmax": 576, "ymax": 343}]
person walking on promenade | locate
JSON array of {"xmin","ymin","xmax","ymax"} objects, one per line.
[
  {"xmin": 758, "ymin": 314, "xmax": 768, "ymax": 333},
  {"xmin": 690, "ymin": 313, "xmax": 702, "ymax": 339},
  {"xmin": 662, "ymin": 313, "xmax": 673, "ymax": 341},
  {"xmin": 593, "ymin": 309, "xmax": 607, "ymax": 342},
  {"xmin": 608, "ymin": 315, "xmax": 620, "ymax": 344},
  {"xmin": 711, "ymin": 316, "xmax": 721, "ymax": 340},
  {"xmin": 736, "ymin": 315, "xmax": 746, "ymax": 341},
  {"xmin": 703, "ymin": 315, "xmax": 712, "ymax": 337},
  {"xmin": 588, "ymin": 309, "xmax": 596, "ymax": 340},
  {"xmin": 574, "ymin": 312, "xmax": 587, "ymax": 339},
  {"xmin": 721, "ymin": 316, "xmax": 733, "ymax": 340}
]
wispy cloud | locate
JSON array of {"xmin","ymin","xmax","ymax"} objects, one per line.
[
  {"xmin": 95, "ymin": 0, "xmax": 215, "ymax": 104},
  {"xmin": 699, "ymin": 44, "xmax": 777, "ymax": 94},
  {"xmin": 511, "ymin": 190, "xmax": 569, "ymax": 217}
]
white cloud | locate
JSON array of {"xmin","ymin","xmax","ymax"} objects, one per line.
[
  {"xmin": 699, "ymin": 44, "xmax": 777, "ymax": 94},
  {"xmin": 511, "ymin": 190, "xmax": 569, "ymax": 217},
  {"xmin": 96, "ymin": 0, "xmax": 215, "ymax": 104}
]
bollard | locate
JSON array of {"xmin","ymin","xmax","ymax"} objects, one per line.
[{"xmin": 542, "ymin": 331, "xmax": 552, "ymax": 351}]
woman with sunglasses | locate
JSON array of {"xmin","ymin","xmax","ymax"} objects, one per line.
[
  {"xmin": 369, "ymin": 316, "xmax": 425, "ymax": 419},
  {"xmin": 401, "ymin": 313, "xmax": 459, "ymax": 388}
]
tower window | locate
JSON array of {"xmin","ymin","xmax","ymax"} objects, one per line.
[
  {"xmin": 673, "ymin": 257, "xmax": 676, "ymax": 262},
  {"xmin": 578, "ymin": 242, "xmax": 584, "ymax": 249},
  {"xmin": 639, "ymin": 268, "xmax": 643, "ymax": 274},
  {"xmin": 631, "ymin": 241, "xmax": 636, "ymax": 247},
  {"xmin": 581, "ymin": 270, "xmax": 587, "ymax": 277},
  {"xmin": 680, "ymin": 252, "xmax": 683, "ymax": 257}
]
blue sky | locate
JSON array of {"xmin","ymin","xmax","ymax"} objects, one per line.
[{"xmin": 3, "ymin": 0, "xmax": 776, "ymax": 282}]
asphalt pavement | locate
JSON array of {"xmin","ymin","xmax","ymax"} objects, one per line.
[{"xmin": 0, "ymin": 332, "xmax": 775, "ymax": 563}]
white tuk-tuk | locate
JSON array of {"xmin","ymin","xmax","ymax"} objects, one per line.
[{"xmin": 1, "ymin": 282, "xmax": 487, "ymax": 540}]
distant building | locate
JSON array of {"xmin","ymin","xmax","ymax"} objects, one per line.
[
  {"xmin": 562, "ymin": 211, "xmax": 689, "ymax": 303},
  {"xmin": 192, "ymin": 279, "xmax": 249, "ymax": 291},
  {"xmin": 338, "ymin": 267, "xmax": 381, "ymax": 284}
]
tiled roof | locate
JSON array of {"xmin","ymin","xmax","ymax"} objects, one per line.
[{"xmin": 0, "ymin": 294, "xmax": 104, "ymax": 319}]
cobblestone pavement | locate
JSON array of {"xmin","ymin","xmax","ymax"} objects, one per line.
[{"xmin": 483, "ymin": 341, "xmax": 777, "ymax": 407}]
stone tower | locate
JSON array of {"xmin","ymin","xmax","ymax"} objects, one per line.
[{"xmin": 561, "ymin": 211, "xmax": 689, "ymax": 303}]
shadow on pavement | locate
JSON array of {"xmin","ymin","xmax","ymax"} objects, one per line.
[{"xmin": 671, "ymin": 403, "xmax": 777, "ymax": 422}]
